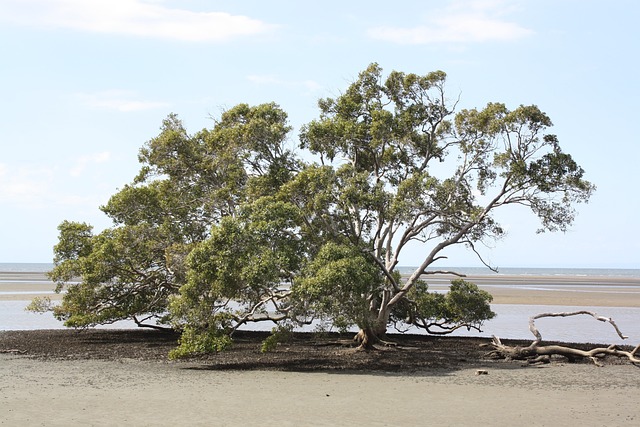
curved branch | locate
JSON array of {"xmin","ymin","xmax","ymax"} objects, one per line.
[
  {"xmin": 132, "ymin": 315, "xmax": 172, "ymax": 331},
  {"xmin": 420, "ymin": 270, "xmax": 466, "ymax": 277},
  {"xmin": 464, "ymin": 240, "xmax": 499, "ymax": 273},
  {"xmin": 489, "ymin": 311, "xmax": 639, "ymax": 366},
  {"xmin": 528, "ymin": 311, "xmax": 629, "ymax": 345},
  {"xmin": 414, "ymin": 317, "xmax": 484, "ymax": 335}
]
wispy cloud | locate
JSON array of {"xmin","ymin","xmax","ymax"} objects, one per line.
[
  {"xmin": 74, "ymin": 90, "xmax": 170, "ymax": 112},
  {"xmin": 0, "ymin": 163, "xmax": 55, "ymax": 208},
  {"xmin": 367, "ymin": 0, "xmax": 533, "ymax": 45},
  {"xmin": 0, "ymin": 161, "xmax": 113, "ymax": 210},
  {"xmin": 69, "ymin": 151, "xmax": 111, "ymax": 177},
  {"xmin": 247, "ymin": 75, "xmax": 322, "ymax": 95},
  {"xmin": 0, "ymin": 0, "xmax": 275, "ymax": 42}
]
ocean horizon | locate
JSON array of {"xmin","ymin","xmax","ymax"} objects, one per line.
[{"xmin": 2, "ymin": 262, "xmax": 640, "ymax": 278}]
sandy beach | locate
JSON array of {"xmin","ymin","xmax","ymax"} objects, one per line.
[
  {"xmin": 2, "ymin": 271, "xmax": 640, "ymax": 425},
  {"xmin": 423, "ymin": 274, "xmax": 640, "ymax": 307},
  {"xmin": 0, "ymin": 272, "xmax": 62, "ymax": 301},
  {"xmin": 2, "ymin": 353, "xmax": 639, "ymax": 426},
  {"xmin": 3, "ymin": 271, "xmax": 640, "ymax": 306}
]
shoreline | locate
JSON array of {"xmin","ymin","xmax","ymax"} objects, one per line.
[{"xmin": 3, "ymin": 272, "xmax": 640, "ymax": 306}]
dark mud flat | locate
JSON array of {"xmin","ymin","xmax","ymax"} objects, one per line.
[{"xmin": 1, "ymin": 329, "xmax": 627, "ymax": 371}]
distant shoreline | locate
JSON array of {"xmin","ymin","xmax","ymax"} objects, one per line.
[{"xmin": 2, "ymin": 271, "xmax": 640, "ymax": 306}]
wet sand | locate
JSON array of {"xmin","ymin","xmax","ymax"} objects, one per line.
[
  {"xmin": 426, "ymin": 274, "xmax": 640, "ymax": 307},
  {"xmin": 1, "ymin": 354, "xmax": 638, "ymax": 426},
  {"xmin": 0, "ymin": 271, "xmax": 62, "ymax": 301},
  {"xmin": 2, "ymin": 271, "xmax": 640, "ymax": 425},
  {"xmin": 3, "ymin": 271, "xmax": 640, "ymax": 307}
]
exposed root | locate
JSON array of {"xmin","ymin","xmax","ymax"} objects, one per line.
[{"xmin": 353, "ymin": 328, "xmax": 382, "ymax": 351}]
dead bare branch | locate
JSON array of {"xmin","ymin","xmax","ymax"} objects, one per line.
[
  {"xmin": 488, "ymin": 311, "xmax": 640, "ymax": 366},
  {"xmin": 528, "ymin": 310, "xmax": 629, "ymax": 345}
]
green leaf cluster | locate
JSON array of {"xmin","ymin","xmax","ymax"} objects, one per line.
[
  {"xmin": 294, "ymin": 242, "xmax": 384, "ymax": 332},
  {"xmin": 260, "ymin": 324, "xmax": 294, "ymax": 353},
  {"xmin": 392, "ymin": 279, "xmax": 495, "ymax": 334},
  {"xmin": 168, "ymin": 325, "xmax": 233, "ymax": 359}
]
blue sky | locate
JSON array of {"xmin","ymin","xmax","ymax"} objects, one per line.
[{"xmin": 0, "ymin": 0, "xmax": 638, "ymax": 268}]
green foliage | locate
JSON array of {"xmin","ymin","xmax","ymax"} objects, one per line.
[
  {"xmin": 45, "ymin": 64, "xmax": 594, "ymax": 353},
  {"xmin": 167, "ymin": 195, "xmax": 305, "ymax": 350},
  {"xmin": 294, "ymin": 242, "xmax": 383, "ymax": 331},
  {"xmin": 446, "ymin": 279, "xmax": 496, "ymax": 324},
  {"xmin": 51, "ymin": 221, "xmax": 94, "ymax": 263},
  {"xmin": 48, "ymin": 223, "xmax": 180, "ymax": 328},
  {"xmin": 261, "ymin": 324, "xmax": 294, "ymax": 353},
  {"xmin": 168, "ymin": 325, "xmax": 233, "ymax": 359},
  {"xmin": 25, "ymin": 296, "xmax": 53, "ymax": 313},
  {"xmin": 48, "ymin": 221, "xmax": 93, "ymax": 290},
  {"xmin": 394, "ymin": 279, "xmax": 495, "ymax": 334},
  {"xmin": 46, "ymin": 103, "xmax": 296, "ymax": 330}
]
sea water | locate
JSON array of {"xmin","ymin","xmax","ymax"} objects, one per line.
[
  {"xmin": 0, "ymin": 263, "xmax": 53, "ymax": 273},
  {"xmin": 398, "ymin": 266, "xmax": 640, "ymax": 279},
  {"xmin": 2, "ymin": 263, "xmax": 640, "ymax": 344}
]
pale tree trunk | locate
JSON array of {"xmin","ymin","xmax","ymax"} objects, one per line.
[{"xmin": 353, "ymin": 306, "xmax": 392, "ymax": 349}]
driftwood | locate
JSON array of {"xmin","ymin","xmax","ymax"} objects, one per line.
[
  {"xmin": 0, "ymin": 349, "xmax": 26, "ymax": 354},
  {"xmin": 487, "ymin": 310, "xmax": 640, "ymax": 366}
]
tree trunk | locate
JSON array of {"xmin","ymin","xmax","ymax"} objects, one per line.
[
  {"xmin": 353, "ymin": 325, "xmax": 386, "ymax": 350},
  {"xmin": 352, "ymin": 301, "xmax": 393, "ymax": 349}
]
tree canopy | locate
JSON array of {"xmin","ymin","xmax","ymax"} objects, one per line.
[{"xmin": 43, "ymin": 64, "xmax": 594, "ymax": 353}]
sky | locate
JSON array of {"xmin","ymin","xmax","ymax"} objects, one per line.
[{"xmin": 0, "ymin": 0, "xmax": 638, "ymax": 269}]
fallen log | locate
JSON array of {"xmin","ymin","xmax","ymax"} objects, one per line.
[{"xmin": 487, "ymin": 310, "xmax": 640, "ymax": 366}]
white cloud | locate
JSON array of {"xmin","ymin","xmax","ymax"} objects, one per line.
[
  {"xmin": 0, "ymin": 163, "xmax": 55, "ymax": 208},
  {"xmin": 0, "ymin": 0, "xmax": 275, "ymax": 42},
  {"xmin": 367, "ymin": 0, "xmax": 533, "ymax": 45},
  {"xmin": 69, "ymin": 151, "xmax": 111, "ymax": 177},
  {"xmin": 247, "ymin": 75, "xmax": 323, "ymax": 94},
  {"xmin": 0, "ymin": 161, "xmax": 112, "ymax": 210},
  {"xmin": 74, "ymin": 90, "xmax": 170, "ymax": 112}
]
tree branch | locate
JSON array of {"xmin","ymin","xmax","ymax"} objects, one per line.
[{"xmin": 488, "ymin": 311, "xmax": 640, "ymax": 366}]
